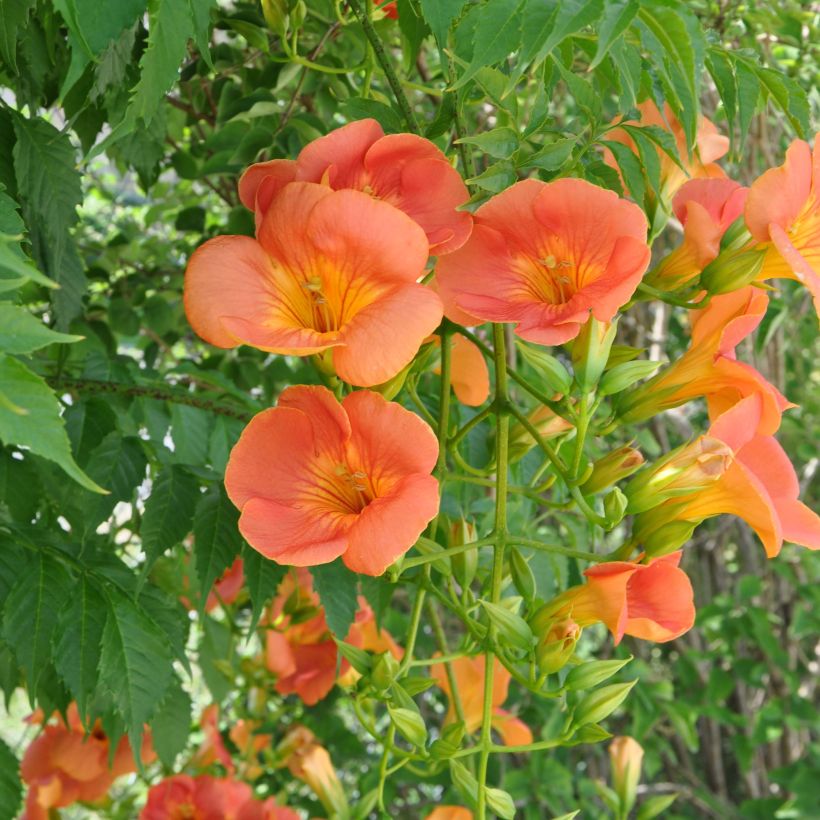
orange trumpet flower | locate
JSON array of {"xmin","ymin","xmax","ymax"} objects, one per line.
[
  {"xmin": 744, "ymin": 134, "xmax": 820, "ymax": 313},
  {"xmin": 225, "ymin": 385, "xmax": 439, "ymax": 575},
  {"xmin": 605, "ymin": 100, "xmax": 729, "ymax": 200},
  {"xmin": 538, "ymin": 553, "xmax": 695, "ymax": 644},
  {"xmin": 648, "ymin": 178, "xmax": 748, "ymax": 290},
  {"xmin": 635, "ymin": 395, "xmax": 820, "ymax": 558},
  {"xmin": 22, "ymin": 704, "xmax": 154, "ymax": 819},
  {"xmin": 431, "ymin": 655, "xmax": 532, "ymax": 746},
  {"xmin": 238, "ymin": 118, "xmax": 472, "ymax": 254},
  {"xmin": 185, "ymin": 182, "xmax": 443, "ymax": 387},
  {"xmin": 436, "ymin": 178, "xmax": 651, "ymax": 345},
  {"xmin": 618, "ymin": 287, "xmax": 791, "ymax": 435}
]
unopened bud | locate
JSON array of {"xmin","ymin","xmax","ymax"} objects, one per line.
[
  {"xmin": 449, "ymin": 518, "xmax": 478, "ymax": 588},
  {"xmin": 516, "ymin": 342, "xmax": 572, "ymax": 396},
  {"xmin": 609, "ymin": 736, "xmax": 644, "ymax": 815},
  {"xmin": 261, "ymin": 0, "xmax": 288, "ymax": 35},
  {"xmin": 373, "ymin": 360, "xmax": 412, "ymax": 400},
  {"xmin": 572, "ymin": 317, "xmax": 618, "ymax": 392},
  {"xmin": 701, "ymin": 247, "xmax": 766, "ymax": 295},
  {"xmin": 372, "ymin": 652, "xmax": 400, "ymax": 692},
  {"xmin": 634, "ymin": 516, "xmax": 697, "ymax": 556},
  {"xmin": 625, "ymin": 436, "xmax": 732, "ymax": 514},
  {"xmin": 509, "ymin": 548, "xmax": 536, "ymax": 601},
  {"xmin": 508, "ymin": 404, "xmax": 573, "ymax": 463},
  {"xmin": 571, "ymin": 680, "xmax": 636, "ymax": 728},
  {"xmin": 603, "ymin": 487, "xmax": 628, "ymax": 529},
  {"xmin": 536, "ymin": 617, "xmax": 580, "ymax": 675},
  {"xmin": 582, "ymin": 446, "xmax": 644, "ymax": 495},
  {"xmin": 485, "ymin": 786, "xmax": 516, "ymax": 819},
  {"xmin": 387, "ymin": 705, "xmax": 428, "ymax": 748},
  {"xmin": 565, "ymin": 656, "xmax": 632, "ymax": 691},
  {"xmin": 481, "ymin": 600, "xmax": 534, "ymax": 651}
]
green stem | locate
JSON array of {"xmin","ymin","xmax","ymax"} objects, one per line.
[
  {"xmin": 402, "ymin": 536, "xmax": 496, "ymax": 571},
  {"xmin": 348, "ymin": 0, "xmax": 419, "ymax": 133},
  {"xmin": 427, "ymin": 599, "xmax": 467, "ymax": 726},
  {"xmin": 508, "ymin": 536, "xmax": 604, "ymax": 563},
  {"xmin": 397, "ymin": 575, "xmax": 427, "ymax": 676},
  {"xmin": 376, "ymin": 723, "xmax": 396, "ymax": 811},
  {"xmin": 571, "ymin": 393, "xmax": 591, "ymax": 479},
  {"xmin": 477, "ymin": 324, "xmax": 510, "ymax": 819}
]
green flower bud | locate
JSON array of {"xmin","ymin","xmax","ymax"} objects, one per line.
[
  {"xmin": 581, "ymin": 446, "xmax": 645, "ymax": 495},
  {"xmin": 387, "ymin": 705, "xmax": 428, "ymax": 748},
  {"xmin": 571, "ymin": 680, "xmax": 636, "ymax": 728},
  {"xmin": 571, "ymin": 317, "xmax": 618, "ymax": 392},
  {"xmin": 564, "ymin": 656, "xmax": 632, "ymax": 691},
  {"xmin": 509, "ymin": 547, "xmax": 536, "ymax": 601},
  {"xmin": 603, "ymin": 487, "xmax": 629, "ymax": 529},
  {"xmin": 485, "ymin": 786, "xmax": 516, "ymax": 819},
  {"xmin": 481, "ymin": 600, "xmax": 534, "ymax": 651},
  {"xmin": 701, "ymin": 246, "xmax": 766, "ymax": 295},
  {"xmin": 535, "ymin": 617, "xmax": 580, "ymax": 675},
  {"xmin": 371, "ymin": 652, "xmax": 400, "ymax": 692}
]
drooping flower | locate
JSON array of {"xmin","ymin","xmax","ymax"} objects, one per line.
[
  {"xmin": 535, "ymin": 553, "xmax": 695, "ymax": 644},
  {"xmin": 226, "ymin": 385, "xmax": 439, "ymax": 575},
  {"xmin": 265, "ymin": 568, "xmax": 402, "ymax": 704},
  {"xmin": 278, "ymin": 726, "xmax": 348, "ymax": 816},
  {"xmin": 617, "ymin": 286, "xmax": 791, "ymax": 435},
  {"xmin": 238, "ymin": 118, "xmax": 472, "ymax": 254},
  {"xmin": 431, "ymin": 656, "xmax": 533, "ymax": 746},
  {"xmin": 435, "ymin": 178, "xmax": 651, "ymax": 345},
  {"xmin": 634, "ymin": 394, "xmax": 820, "ymax": 558},
  {"xmin": 140, "ymin": 774, "xmax": 298, "ymax": 820},
  {"xmin": 21, "ymin": 704, "xmax": 154, "ymax": 819},
  {"xmin": 647, "ymin": 179, "xmax": 748, "ymax": 290},
  {"xmin": 605, "ymin": 100, "xmax": 729, "ymax": 200},
  {"xmin": 185, "ymin": 182, "xmax": 442, "ymax": 387},
  {"xmin": 744, "ymin": 134, "xmax": 820, "ymax": 313}
]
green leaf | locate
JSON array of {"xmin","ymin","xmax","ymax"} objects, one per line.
[
  {"xmin": 312, "ymin": 559, "xmax": 359, "ymax": 639},
  {"xmin": 2, "ymin": 553, "xmax": 72, "ymax": 694},
  {"xmin": 141, "ymin": 465, "xmax": 200, "ymax": 574},
  {"xmin": 99, "ymin": 590, "xmax": 174, "ymax": 735},
  {"xmin": 457, "ymin": 127, "xmax": 519, "ymax": 159},
  {"xmin": 0, "ymin": 355, "xmax": 106, "ymax": 493},
  {"xmin": 360, "ymin": 575, "xmax": 394, "ymax": 631},
  {"xmin": 64, "ymin": 398, "xmax": 118, "ymax": 467},
  {"xmin": 53, "ymin": 0, "xmax": 145, "ymax": 56},
  {"xmin": 149, "ymin": 678, "xmax": 192, "ymax": 767},
  {"xmin": 466, "ymin": 160, "xmax": 517, "ymax": 193},
  {"xmin": 636, "ymin": 794, "xmax": 678, "ymax": 820},
  {"xmin": 0, "ymin": 0, "xmax": 35, "ymax": 72},
  {"xmin": 0, "ymin": 738, "xmax": 22, "ymax": 820},
  {"xmin": 243, "ymin": 545, "xmax": 288, "ymax": 633},
  {"xmin": 601, "ymin": 140, "xmax": 645, "ymax": 207},
  {"xmin": 193, "ymin": 486, "xmax": 243, "ymax": 609},
  {"xmin": 53, "ymin": 574, "xmax": 107, "ymax": 716},
  {"xmin": 170, "ymin": 403, "xmax": 213, "ymax": 465},
  {"xmin": 419, "ymin": 0, "xmax": 470, "ymax": 45},
  {"xmin": 590, "ymin": 0, "xmax": 638, "ymax": 68},
  {"xmin": 187, "ymin": 0, "xmax": 216, "ymax": 68},
  {"xmin": 745, "ymin": 61, "xmax": 809, "ymax": 137},
  {"xmin": 452, "ymin": 0, "xmax": 524, "ymax": 90},
  {"xmin": 0, "ymin": 304, "xmax": 82, "ymax": 354},
  {"xmin": 524, "ymin": 137, "xmax": 577, "ymax": 171},
  {"xmin": 523, "ymin": 0, "xmax": 603, "ymax": 68}
]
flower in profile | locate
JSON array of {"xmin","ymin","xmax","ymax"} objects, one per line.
[
  {"xmin": 435, "ymin": 178, "xmax": 651, "ymax": 345},
  {"xmin": 536, "ymin": 553, "xmax": 695, "ymax": 644},
  {"xmin": 647, "ymin": 179, "xmax": 748, "ymax": 291},
  {"xmin": 265, "ymin": 568, "xmax": 402, "ymax": 703},
  {"xmin": 431, "ymin": 656, "xmax": 532, "ymax": 746},
  {"xmin": 238, "ymin": 118, "xmax": 472, "ymax": 254},
  {"xmin": 617, "ymin": 286, "xmax": 791, "ymax": 435},
  {"xmin": 744, "ymin": 134, "xmax": 820, "ymax": 313},
  {"xmin": 140, "ymin": 774, "xmax": 298, "ymax": 820},
  {"xmin": 22, "ymin": 704, "xmax": 154, "ymax": 819},
  {"xmin": 185, "ymin": 182, "xmax": 442, "ymax": 387},
  {"xmin": 226, "ymin": 386, "xmax": 438, "ymax": 575},
  {"xmin": 609, "ymin": 736, "xmax": 644, "ymax": 815},
  {"xmin": 605, "ymin": 100, "xmax": 729, "ymax": 200},
  {"xmin": 278, "ymin": 726, "xmax": 348, "ymax": 816},
  {"xmin": 634, "ymin": 394, "xmax": 820, "ymax": 558}
]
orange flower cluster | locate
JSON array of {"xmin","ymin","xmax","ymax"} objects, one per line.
[
  {"xmin": 21, "ymin": 704, "xmax": 154, "ymax": 819},
  {"xmin": 141, "ymin": 774, "xmax": 298, "ymax": 819},
  {"xmin": 264, "ymin": 567, "xmax": 401, "ymax": 704}
]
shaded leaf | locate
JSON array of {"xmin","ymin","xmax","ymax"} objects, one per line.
[
  {"xmin": 243, "ymin": 545, "xmax": 288, "ymax": 633},
  {"xmin": 0, "ymin": 737, "xmax": 22, "ymax": 820},
  {"xmin": 150, "ymin": 678, "xmax": 192, "ymax": 767},
  {"xmin": 193, "ymin": 486, "xmax": 242, "ymax": 609},
  {"xmin": 312, "ymin": 559, "xmax": 359, "ymax": 639}
]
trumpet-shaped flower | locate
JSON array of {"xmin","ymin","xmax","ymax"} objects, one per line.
[
  {"xmin": 185, "ymin": 182, "xmax": 442, "ymax": 387},
  {"xmin": 431, "ymin": 656, "xmax": 533, "ymax": 746},
  {"xmin": 744, "ymin": 134, "xmax": 820, "ymax": 313},
  {"xmin": 618, "ymin": 287, "xmax": 791, "ymax": 435},
  {"xmin": 537, "ymin": 553, "xmax": 695, "ymax": 644},
  {"xmin": 238, "ymin": 118, "xmax": 472, "ymax": 254},
  {"xmin": 225, "ymin": 385, "xmax": 439, "ymax": 575},
  {"xmin": 648, "ymin": 179, "xmax": 748, "ymax": 290},
  {"xmin": 265, "ymin": 568, "xmax": 402, "ymax": 704},
  {"xmin": 605, "ymin": 101, "xmax": 729, "ymax": 200},
  {"xmin": 635, "ymin": 395, "xmax": 820, "ymax": 558},
  {"xmin": 22, "ymin": 704, "xmax": 154, "ymax": 819},
  {"xmin": 436, "ymin": 179, "xmax": 651, "ymax": 345}
]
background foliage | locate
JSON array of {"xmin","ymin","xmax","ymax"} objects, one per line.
[{"xmin": 0, "ymin": 0, "xmax": 817, "ymax": 817}]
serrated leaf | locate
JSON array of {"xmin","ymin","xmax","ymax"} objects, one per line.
[
  {"xmin": 243, "ymin": 545, "xmax": 287, "ymax": 633},
  {"xmin": 0, "ymin": 236, "xmax": 57, "ymax": 290},
  {"xmin": 0, "ymin": 356, "xmax": 105, "ymax": 493},
  {"xmin": 523, "ymin": 0, "xmax": 603, "ymax": 68},
  {"xmin": 99, "ymin": 590, "xmax": 174, "ymax": 734},
  {"xmin": 312, "ymin": 559, "xmax": 359, "ymax": 639},
  {"xmin": 457, "ymin": 127, "xmax": 519, "ymax": 159},
  {"xmin": 53, "ymin": 0, "xmax": 145, "ymax": 56},
  {"xmin": 187, "ymin": 0, "xmax": 215, "ymax": 68},
  {"xmin": 54, "ymin": 575, "xmax": 107, "ymax": 716},
  {"xmin": 141, "ymin": 465, "xmax": 200, "ymax": 574},
  {"xmin": 149, "ymin": 678, "xmax": 191, "ymax": 767},
  {"xmin": 170, "ymin": 403, "xmax": 213, "ymax": 466},
  {"xmin": 590, "ymin": 0, "xmax": 638, "ymax": 68},
  {"xmin": 359, "ymin": 574, "xmax": 394, "ymax": 631},
  {"xmin": 193, "ymin": 486, "xmax": 242, "ymax": 610},
  {"xmin": 524, "ymin": 137, "xmax": 577, "ymax": 171},
  {"xmin": 2, "ymin": 553, "xmax": 72, "ymax": 694},
  {"xmin": 0, "ymin": 304, "xmax": 82, "ymax": 354},
  {"xmin": 601, "ymin": 139, "xmax": 646, "ymax": 207},
  {"xmin": 0, "ymin": 737, "xmax": 22, "ymax": 820},
  {"xmin": 139, "ymin": 584, "xmax": 191, "ymax": 671},
  {"xmin": 420, "ymin": 0, "xmax": 470, "ymax": 45},
  {"xmin": 0, "ymin": 0, "xmax": 35, "ymax": 72}
]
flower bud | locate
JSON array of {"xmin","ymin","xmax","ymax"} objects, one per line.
[
  {"xmin": 516, "ymin": 341, "xmax": 572, "ymax": 396},
  {"xmin": 701, "ymin": 246, "xmax": 767, "ymax": 295},
  {"xmin": 372, "ymin": 651, "xmax": 400, "ymax": 692},
  {"xmin": 485, "ymin": 786, "xmax": 516, "ymax": 819},
  {"xmin": 625, "ymin": 436, "xmax": 732, "ymax": 514},
  {"xmin": 571, "ymin": 317, "xmax": 618, "ymax": 392},
  {"xmin": 633, "ymin": 516, "xmax": 697, "ymax": 556},
  {"xmin": 609, "ymin": 735, "xmax": 644, "ymax": 815},
  {"xmin": 564, "ymin": 656, "xmax": 632, "ymax": 691},
  {"xmin": 508, "ymin": 404, "xmax": 573, "ymax": 463},
  {"xmin": 581, "ymin": 446, "xmax": 645, "ymax": 495},
  {"xmin": 449, "ymin": 518, "xmax": 478, "ymax": 589},
  {"xmin": 535, "ymin": 617, "xmax": 580, "ymax": 675},
  {"xmin": 571, "ymin": 680, "xmax": 636, "ymax": 728},
  {"xmin": 481, "ymin": 601, "xmax": 534, "ymax": 651},
  {"xmin": 261, "ymin": 0, "xmax": 288, "ymax": 36},
  {"xmin": 387, "ymin": 705, "xmax": 428, "ymax": 748},
  {"xmin": 509, "ymin": 548, "xmax": 536, "ymax": 602},
  {"xmin": 603, "ymin": 487, "xmax": 628, "ymax": 529}
]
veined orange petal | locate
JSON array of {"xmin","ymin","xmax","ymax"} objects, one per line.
[{"xmin": 450, "ymin": 334, "xmax": 490, "ymax": 406}]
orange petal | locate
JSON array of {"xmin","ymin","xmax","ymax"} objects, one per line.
[
  {"xmin": 296, "ymin": 118, "xmax": 384, "ymax": 188},
  {"xmin": 237, "ymin": 159, "xmax": 297, "ymax": 214},
  {"xmin": 623, "ymin": 559, "xmax": 695, "ymax": 642},
  {"xmin": 279, "ymin": 384, "xmax": 352, "ymax": 450},
  {"xmin": 491, "ymin": 709, "xmax": 533, "ymax": 746},
  {"xmin": 450, "ymin": 334, "xmax": 490, "ymax": 406}
]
